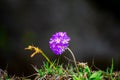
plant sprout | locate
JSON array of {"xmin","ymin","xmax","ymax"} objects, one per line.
[{"xmin": 25, "ymin": 45, "xmax": 56, "ymax": 69}]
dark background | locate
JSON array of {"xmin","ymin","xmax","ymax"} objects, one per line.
[{"xmin": 0, "ymin": 0, "xmax": 120, "ymax": 76}]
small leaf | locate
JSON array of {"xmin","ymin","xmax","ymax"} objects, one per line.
[
  {"xmin": 90, "ymin": 71, "xmax": 103, "ymax": 80},
  {"xmin": 110, "ymin": 59, "xmax": 114, "ymax": 74}
]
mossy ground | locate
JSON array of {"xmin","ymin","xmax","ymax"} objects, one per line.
[{"xmin": 0, "ymin": 60, "xmax": 120, "ymax": 80}]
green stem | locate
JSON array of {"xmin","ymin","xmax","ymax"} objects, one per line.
[
  {"xmin": 67, "ymin": 48, "xmax": 79, "ymax": 73},
  {"xmin": 41, "ymin": 52, "xmax": 56, "ymax": 69}
]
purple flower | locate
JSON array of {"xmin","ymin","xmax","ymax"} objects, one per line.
[{"xmin": 49, "ymin": 32, "xmax": 70, "ymax": 55}]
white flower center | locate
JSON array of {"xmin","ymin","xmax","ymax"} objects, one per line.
[{"xmin": 56, "ymin": 38, "xmax": 60, "ymax": 43}]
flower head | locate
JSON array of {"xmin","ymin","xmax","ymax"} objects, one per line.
[{"xmin": 49, "ymin": 32, "xmax": 70, "ymax": 55}]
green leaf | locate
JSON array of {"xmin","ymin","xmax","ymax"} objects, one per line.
[
  {"xmin": 84, "ymin": 66, "xmax": 91, "ymax": 77},
  {"xmin": 110, "ymin": 59, "xmax": 114, "ymax": 74},
  {"xmin": 90, "ymin": 71, "xmax": 103, "ymax": 80}
]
